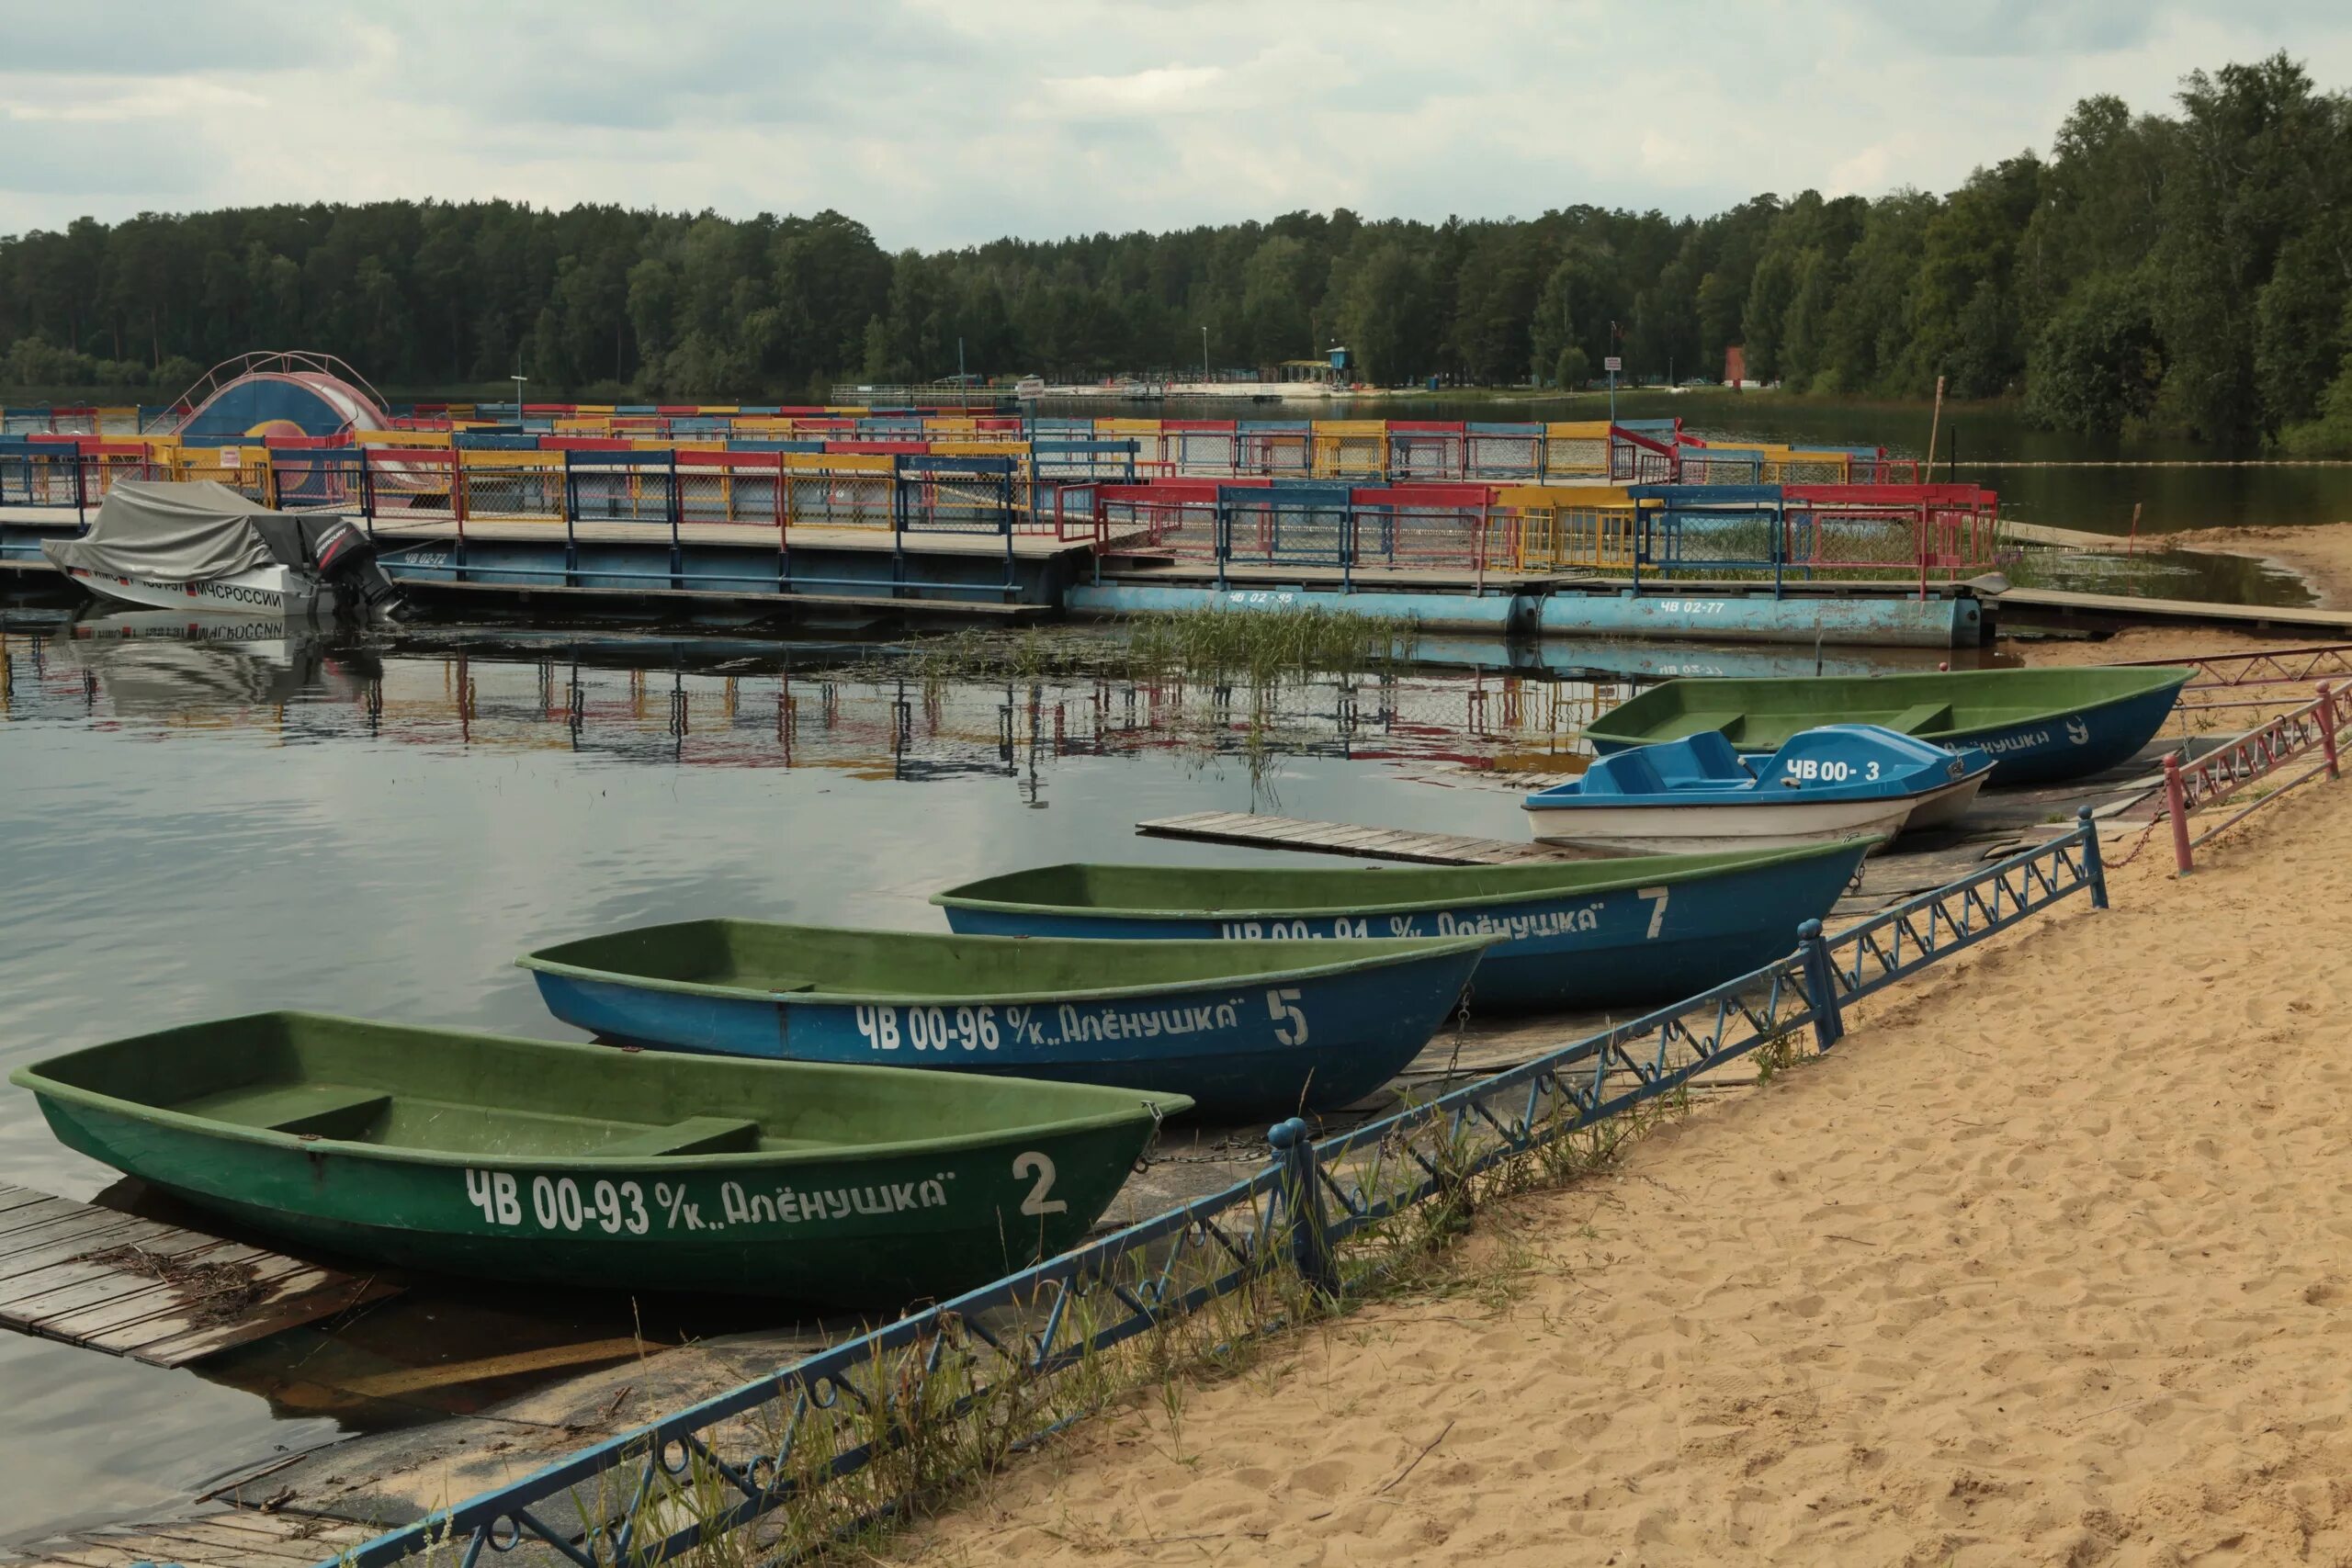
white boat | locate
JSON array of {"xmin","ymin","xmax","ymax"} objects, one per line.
[
  {"xmin": 42, "ymin": 479, "xmax": 402, "ymax": 624},
  {"xmin": 56, "ymin": 560, "xmax": 342, "ymax": 619},
  {"xmin": 1525, "ymin": 725, "xmax": 1991, "ymax": 854},
  {"xmin": 1522, "ymin": 788, "xmax": 1951, "ymax": 855}
]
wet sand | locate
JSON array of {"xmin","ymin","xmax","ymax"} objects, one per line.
[{"xmin": 894, "ymin": 761, "xmax": 2352, "ymax": 1563}]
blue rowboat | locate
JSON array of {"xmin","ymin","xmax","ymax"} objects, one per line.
[
  {"xmin": 519, "ymin": 923, "xmax": 1492, "ymax": 1120},
  {"xmin": 1523, "ymin": 725, "xmax": 1990, "ymax": 853},
  {"xmin": 1581, "ymin": 666, "xmax": 2191, "ymax": 785},
  {"xmin": 932, "ymin": 839, "xmax": 1870, "ymax": 1014}
]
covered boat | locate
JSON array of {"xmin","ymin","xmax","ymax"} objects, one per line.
[
  {"xmin": 931, "ymin": 840, "xmax": 1870, "ymax": 1014},
  {"xmin": 1523, "ymin": 725, "xmax": 1989, "ymax": 853},
  {"xmin": 1579, "ymin": 666, "xmax": 2190, "ymax": 785},
  {"xmin": 8, "ymin": 1012, "xmax": 1187, "ymax": 1304},
  {"xmin": 41, "ymin": 479, "xmax": 402, "ymax": 623},
  {"xmin": 520, "ymin": 923, "xmax": 1491, "ymax": 1118}
]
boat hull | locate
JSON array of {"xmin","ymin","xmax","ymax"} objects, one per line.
[
  {"xmin": 1901, "ymin": 768, "xmax": 1991, "ymax": 828},
  {"xmin": 11, "ymin": 1014, "xmax": 1184, "ymax": 1305},
  {"xmin": 30, "ymin": 1097, "xmax": 1154, "ymax": 1303},
  {"xmin": 529, "ymin": 939, "xmax": 1488, "ymax": 1119},
  {"xmin": 1928, "ymin": 685, "xmax": 2184, "ymax": 784},
  {"xmin": 1524, "ymin": 795, "xmax": 1917, "ymax": 854},
  {"xmin": 57, "ymin": 562, "xmax": 316, "ymax": 619},
  {"xmin": 936, "ymin": 845, "xmax": 1869, "ymax": 1014},
  {"xmin": 1584, "ymin": 668, "xmax": 2191, "ymax": 785}
]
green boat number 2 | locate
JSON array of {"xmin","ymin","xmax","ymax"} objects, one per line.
[{"xmin": 458, "ymin": 1160, "xmax": 1000, "ymax": 1236}]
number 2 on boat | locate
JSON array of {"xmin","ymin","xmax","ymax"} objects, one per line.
[{"xmin": 1014, "ymin": 1151, "xmax": 1067, "ymax": 1216}]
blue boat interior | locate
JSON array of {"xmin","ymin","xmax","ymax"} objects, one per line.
[{"xmin": 1577, "ymin": 732, "xmax": 1755, "ymax": 796}]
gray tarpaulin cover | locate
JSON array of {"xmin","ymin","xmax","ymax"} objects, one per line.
[{"xmin": 40, "ymin": 480, "xmax": 300, "ymax": 581}]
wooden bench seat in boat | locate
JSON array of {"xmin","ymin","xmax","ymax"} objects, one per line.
[
  {"xmin": 192, "ymin": 1084, "xmax": 394, "ymax": 1139},
  {"xmin": 1884, "ymin": 702, "xmax": 1953, "ymax": 735},
  {"xmin": 597, "ymin": 1116, "xmax": 764, "ymax": 1157}
]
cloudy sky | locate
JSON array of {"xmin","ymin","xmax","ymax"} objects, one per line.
[{"xmin": 3, "ymin": 0, "xmax": 2348, "ymax": 247}]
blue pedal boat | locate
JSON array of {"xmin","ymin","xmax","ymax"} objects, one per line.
[
  {"xmin": 932, "ymin": 839, "xmax": 1871, "ymax": 1015},
  {"xmin": 1524, "ymin": 725, "xmax": 1992, "ymax": 854},
  {"xmin": 519, "ymin": 922, "xmax": 1493, "ymax": 1120}
]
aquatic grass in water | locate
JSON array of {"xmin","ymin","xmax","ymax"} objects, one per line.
[
  {"xmin": 880, "ymin": 607, "xmax": 1418, "ymax": 690},
  {"xmin": 1122, "ymin": 606, "xmax": 1420, "ymax": 686}
]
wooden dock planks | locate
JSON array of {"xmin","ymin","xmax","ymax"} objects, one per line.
[
  {"xmin": 19, "ymin": 1508, "xmax": 374, "ymax": 1568},
  {"xmin": 1136, "ymin": 810, "xmax": 1577, "ymax": 865},
  {"xmin": 0, "ymin": 1183, "xmax": 401, "ymax": 1369}
]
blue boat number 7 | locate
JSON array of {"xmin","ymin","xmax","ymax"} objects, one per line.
[
  {"xmin": 1265, "ymin": 987, "xmax": 1308, "ymax": 1044},
  {"xmin": 1638, "ymin": 886, "xmax": 1670, "ymax": 939}
]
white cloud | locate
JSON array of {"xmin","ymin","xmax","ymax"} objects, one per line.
[
  {"xmin": 1034, "ymin": 64, "xmax": 1230, "ymax": 118},
  {"xmin": 0, "ymin": 0, "xmax": 2346, "ymax": 242}
]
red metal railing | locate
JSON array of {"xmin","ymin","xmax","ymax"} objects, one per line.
[{"xmin": 2162, "ymin": 682, "xmax": 2349, "ymax": 873}]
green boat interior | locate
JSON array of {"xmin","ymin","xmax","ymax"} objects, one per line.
[
  {"xmin": 523, "ymin": 920, "xmax": 1482, "ymax": 998},
  {"xmin": 936, "ymin": 841, "xmax": 1860, "ymax": 915},
  {"xmin": 17, "ymin": 1012, "xmax": 1180, "ymax": 1160},
  {"xmin": 1589, "ymin": 667, "xmax": 2191, "ymax": 749}
]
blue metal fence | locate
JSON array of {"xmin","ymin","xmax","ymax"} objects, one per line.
[{"xmin": 329, "ymin": 815, "xmax": 2107, "ymax": 1568}]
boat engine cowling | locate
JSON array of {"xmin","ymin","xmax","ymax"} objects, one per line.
[{"xmin": 300, "ymin": 517, "xmax": 407, "ymax": 622}]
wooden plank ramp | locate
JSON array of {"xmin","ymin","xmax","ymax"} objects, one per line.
[
  {"xmin": 1997, "ymin": 584, "xmax": 2352, "ymax": 636},
  {"xmin": 0, "ymin": 1183, "xmax": 401, "ymax": 1369},
  {"xmin": 16, "ymin": 1507, "xmax": 373, "ymax": 1568},
  {"xmin": 1137, "ymin": 810, "xmax": 1577, "ymax": 865}
]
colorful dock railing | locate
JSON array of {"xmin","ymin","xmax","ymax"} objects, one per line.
[
  {"xmin": 1, "ymin": 430, "xmax": 2006, "ymax": 591},
  {"xmin": 327, "ymin": 816, "xmax": 2106, "ymax": 1568}
]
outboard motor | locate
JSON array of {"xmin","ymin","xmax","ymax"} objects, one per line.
[{"xmin": 304, "ymin": 518, "xmax": 408, "ymax": 623}]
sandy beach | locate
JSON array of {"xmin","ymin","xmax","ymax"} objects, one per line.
[{"xmin": 893, "ymin": 760, "xmax": 2352, "ymax": 1563}]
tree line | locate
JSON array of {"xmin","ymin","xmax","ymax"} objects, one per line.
[{"xmin": 3, "ymin": 52, "xmax": 2347, "ymax": 450}]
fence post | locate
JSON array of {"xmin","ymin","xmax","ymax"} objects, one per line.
[
  {"xmin": 1267, "ymin": 1118, "xmax": 1340, "ymax": 1298},
  {"xmin": 2163, "ymin": 754, "xmax": 2193, "ymax": 875},
  {"xmin": 666, "ymin": 450, "xmax": 684, "ymax": 591},
  {"xmin": 1795, "ymin": 918, "xmax": 1845, "ymax": 1050},
  {"xmin": 2321, "ymin": 682, "xmax": 2341, "ymax": 783},
  {"xmin": 2076, "ymin": 806, "xmax": 2109, "ymax": 909}
]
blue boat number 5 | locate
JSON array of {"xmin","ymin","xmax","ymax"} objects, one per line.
[{"xmin": 1265, "ymin": 987, "xmax": 1308, "ymax": 1044}]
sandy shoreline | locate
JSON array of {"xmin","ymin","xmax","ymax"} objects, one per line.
[{"xmin": 893, "ymin": 768, "xmax": 2352, "ymax": 1562}]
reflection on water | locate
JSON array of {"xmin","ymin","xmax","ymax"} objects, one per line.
[
  {"xmin": 0, "ymin": 611, "xmax": 1948, "ymax": 1547},
  {"xmin": 4, "ymin": 615, "xmax": 1976, "ymax": 798}
]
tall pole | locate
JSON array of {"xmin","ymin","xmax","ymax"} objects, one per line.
[
  {"xmin": 1924, "ymin": 374, "xmax": 1946, "ymax": 485},
  {"xmin": 511, "ymin": 370, "xmax": 526, "ymax": 426},
  {"xmin": 1202, "ymin": 325, "xmax": 1209, "ymax": 387},
  {"xmin": 957, "ymin": 335, "xmax": 965, "ymax": 385},
  {"xmin": 1606, "ymin": 319, "xmax": 1620, "ymax": 423}
]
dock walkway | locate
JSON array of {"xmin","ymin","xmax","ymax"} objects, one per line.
[{"xmin": 0, "ymin": 1183, "xmax": 400, "ymax": 1369}]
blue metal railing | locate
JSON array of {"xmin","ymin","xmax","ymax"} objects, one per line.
[{"xmin": 330, "ymin": 814, "xmax": 2107, "ymax": 1568}]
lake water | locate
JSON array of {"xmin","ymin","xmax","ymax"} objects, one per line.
[
  {"xmin": 0, "ymin": 611, "xmax": 1979, "ymax": 1548},
  {"xmin": 1117, "ymin": 389, "xmax": 2352, "ymax": 537}
]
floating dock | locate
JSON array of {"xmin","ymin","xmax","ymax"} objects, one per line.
[
  {"xmin": 0, "ymin": 1182, "xmax": 400, "ymax": 1368},
  {"xmin": 1071, "ymin": 573, "xmax": 1985, "ymax": 646}
]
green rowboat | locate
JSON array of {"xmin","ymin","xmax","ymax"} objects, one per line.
[
  {"xmin": 9, "ymin": 1012, "xmax": 1189, "ymax": 1305},
  {"xmin": 1579, "ymin": 665, "xmax": 2191, "ymax": 785}
]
